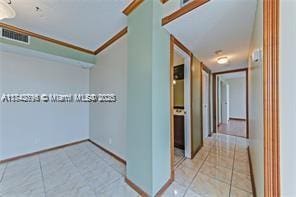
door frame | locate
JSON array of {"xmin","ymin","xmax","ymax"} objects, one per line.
[
  {"xmin": 212, "ymin": 68, "xmax": 249, "ymax": 138},
  {"xmin": 201, "ymin": 64, "xmax": 211, "ymax": 138},
  {"xmin": 263, "ymin": 0, "xmax": 280, "ymax": 196},
  {"xmin": 174, "ymin": 45, "xmax": 192, "ymax": 159},
  {"xmin": 169, "ymin": 35, "xmax": 192, "ymax": 180}
]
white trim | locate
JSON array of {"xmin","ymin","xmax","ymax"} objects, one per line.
[{"xmin": 174, "ymin": 45, "xmax": 191, "ymax": 158}]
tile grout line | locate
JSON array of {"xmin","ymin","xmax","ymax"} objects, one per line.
[
  {"xmin": 62, "ymin": 146, "xmax": 101, "ymax": 195},
  {"xmin": 65, "ymin": 144, "xmax": 122, "ymax": 194},
  {"xmin": 0, "ymin": 163, "xmax": 8, "ymax": 183},
  {"xmin": 85, "ymin": 142, "xmax": 125, "ymax": 176},
  {"xmin": 182, "ymin": 143, "xmax": 213, "ymax": 197},
  {"xmin": 83, "ymin": 144, "xmax": 125, "ymax": 191},
  {"xmin": 228, "ymin": 139, "xmax": 237, "ymax": 197},
  {"xmin": 175, "ymin": 156, "xmax": 186, "ymax": 169},
  {"xmin": 38, "ymin": 155, "xmax": 47, "ymax": 197}
]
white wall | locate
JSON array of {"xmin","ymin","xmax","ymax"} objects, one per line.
[
  {"xmin": 90, "ymin": 36, "xmax": 127, "ymax": 160},
  {"xmin": 226, "ymin": 77, "xmax": 246, "ymax": 119},
  {"xmin": 163, "ymin": 0, "xmax": 181, "ymax": 17},
  {"xmin": 248, "ymin": 0, "xmax": 264, "ymax": 196},
  {"xmin": 280, "ymin": 1, "xmax": 296, "ymax": 196},
  {"xmin": 0, "ymin": 51, "xmax": 89, "ymax": 160}
]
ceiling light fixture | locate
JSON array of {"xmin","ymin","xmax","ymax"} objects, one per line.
[
  {"xmin": 0, "ymin": 0, "xmax": 16, "ymax": 20},
  {"xmin": 217, "ymin": 56, "xmax": 229, "ymax": 65}
]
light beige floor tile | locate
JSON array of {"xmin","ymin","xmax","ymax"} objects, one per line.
[
  {"xmin": 175, "ymin": 165, "xmax": 197, "ymax": 187},
  {"xmin": 180, "ymin": 159, "xmax": 203, "ymax": 172},
  {"xmin": 189, "ymin": 173, "xmax": 230, "ymax": 197},
  {"xmin": 0, "ymin": 185, "xmax": 45, "ymax": 197},
  {"xmin": 0, "ymin": 156, "xmax": 44, "ymax": 196},
  {"xmin": 184, "ymin": 189, "xmax": 202, "ymax": 197},
  {"xmin": 96, "ymin": 178, "xmax": 138, "ymax": 197},
  {"xmin": 47, "ymin": 184, "xmax": 96, "ymax": 197},
  {"xmin": 235, "ymin": 145, "xmax": 249, "ymax": 153},
  {"xmin": 230, "ymin": 186, "xmax": 253, "ymax": 197},
  {"xmin": 210, "ymin": 148, "xmax": 234, "ymax": 159},
  {"xmin": 43, "ymin": 167, "xmax": 87, "ymax": 193},
  {"xmin": 234, "ymin": 160, "xmax": 250, "ymax": 175},
  {"xmin": 232, "ymin": 172, "xmax": 253, "ymax": 193},
  {"xmin": 235, "ymin": 151, "xmax": 249, "ymax": 162},
  {"xmin": 199, "ymin": 163, "xmax": 232, "ymax": 184},
  {"xmin": 162, "ymin": 181, "xmax": 187, "ymax": 197},
  {"xmin": 174, "ymin": 154, "xmax": 184, "ymax": 167},
  {"xmin": 109, "ymin": 159, "xmax": 126, "ymax": 175},
  {"xmin": 192, "ymin": 149, "xmax": 209, "ymax": 161},
  {"xmin": 205, "ymin": 154, "xmax": 234, "ymax": 169},
  {"xmin": 83, "ymin": 165, "xmax": 122, "ymax": 191},
  {"xmin": 236, "ymin": 138, "xmax": 249, "ymax": 148}
]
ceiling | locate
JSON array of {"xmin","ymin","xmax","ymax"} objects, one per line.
[
  {"xmin": 164, "ymin": 0, "xmax": 257, "ymax": 72},
  {"xmin": 2, "ymin": 0, "xmax": 132, "ymax": 50},
  {"xmin": 219, "ymin": 71, "xmax": 246, "ymax": 80}
]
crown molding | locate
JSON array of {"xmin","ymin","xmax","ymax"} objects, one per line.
[
  {"xmin": 162, "ymin": 0, "xmax": 210, "ymax": 26},
  {"xmin": 0, "ymin": 22, "xmax": 95, "ymax": 55},
  {"xmin": 94, "ymin": 27, "xmax": 128, "ymax": 55},
  {"xmin": 123, "ymin": 0, "xmax": 144, "ymax": 16}
]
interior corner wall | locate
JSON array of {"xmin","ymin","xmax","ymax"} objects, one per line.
[
  {"xmin": 280, "ymin": 1, "xmax": 296, "ymax": 196},
  {"xmin": 0, "ymin": 51, "xmax": 89, "ymax": 161},
  {"xmin": 248, "ymin": 0, "xmax": 264, "ymax": 196},
  {"xmin": 89, "ymin": 36, "xmax": 127, "ymax": 160}
]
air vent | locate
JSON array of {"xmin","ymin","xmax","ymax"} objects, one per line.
[{"xmin": 0, "ymin": 28, "xmax": 30, "ymax": 44}]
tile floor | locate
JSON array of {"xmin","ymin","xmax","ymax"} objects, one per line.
[
  {"xmin": 163, "ymin": 133, "xmax": 253, "ymax": 197},
  {"xmin": 218, "ymin": 120, "xmax": 247, "ymax": 138},
  {"xmin": 174, "ymin": 148, "xmax": 185, "ymax": 168},
  {"xmin": 0, "ymin": 134, "xmax": 252, "ymax": 197},
  {"xmin": 0, "ymin": 141, "xmax": 138, "ymax": 197}
]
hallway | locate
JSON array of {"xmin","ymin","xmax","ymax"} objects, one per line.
[{"xmin": 164, "ymin": 134, "xmax": 253, "ymax": 197}]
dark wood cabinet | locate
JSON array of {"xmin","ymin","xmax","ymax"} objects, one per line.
[{"xmin": 174, "ymin": 115, "xmax": 184, "ymax": 149}]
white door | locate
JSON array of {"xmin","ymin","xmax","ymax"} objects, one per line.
[
  {"xmin": 221, "ymin": 82, "xmax": 229, "ymax": 124},
  {"xmin": 202, "ymin": 71, "xmax": 209, "ymax": 139}
]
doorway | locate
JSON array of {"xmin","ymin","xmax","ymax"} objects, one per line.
[
  {"xmin": 213, "ymin": 69, "xmax": 248, "ymax": 138},
  {"xmin": 170, "ymin": 36, "xmax": 192, "ymax": 172}
]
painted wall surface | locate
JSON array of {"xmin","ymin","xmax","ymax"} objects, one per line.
[
  {"xmin": 0, "ymin": 36, "xmax": 95, "ymax": 64},
  {"xmin": 90, "ymin": 36, "xmax": 127, "ymax": 160},
  {"xmin": 174, "ymin": 80, "xmax": 184, "ymax": 107},
  {"xmin": 226, "ymin": 77, "xmax": 246, "ymax": 119},
  {"xmin": 191, "ymin": 56, "xmax": 202, "ymax": 155},
  {"xmin": 174, "ymin": 51, "xmax": 184, "ymax": 66},
  {"xmin": 0, "ymin": 51, "xmax": 89, "ymax": 160},
  {"xmin": 248, "ymin": 0, "xmax": 264, "ymax": 196},
  {"xmin": 127, "ymin": 1, "xmax": 153, "ymax": 193},
  {"xmin": 127, "ymin": 1, "xmax": 170, "ymax": 195},
  {"xmin": 151, "ymin": 1, "xmax": 170, "ymax": 194},
  {"xmin": 280, "ymin": 1, "xmax": 296, "ymax": 196},
  {"xmin": 173, "ymin": 52, "xmax": 184, "ymax": 107},
  {"xmin": 163, "ymin": 0, "xmax": 181, "ymax": 17}
]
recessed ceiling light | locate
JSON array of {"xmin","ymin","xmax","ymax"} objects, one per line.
[
  {"xmin": 0, "ymin": 0, "xmax": 16, "ymax": 20},
  {"xmin": 217, "ymin": 56, "xmax": 229, "ymax": 64}
]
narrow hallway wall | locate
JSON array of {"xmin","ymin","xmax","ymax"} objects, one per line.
[{"xmin": 248, "ymin": 0, "xmax": 264, "ymax": 196}]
